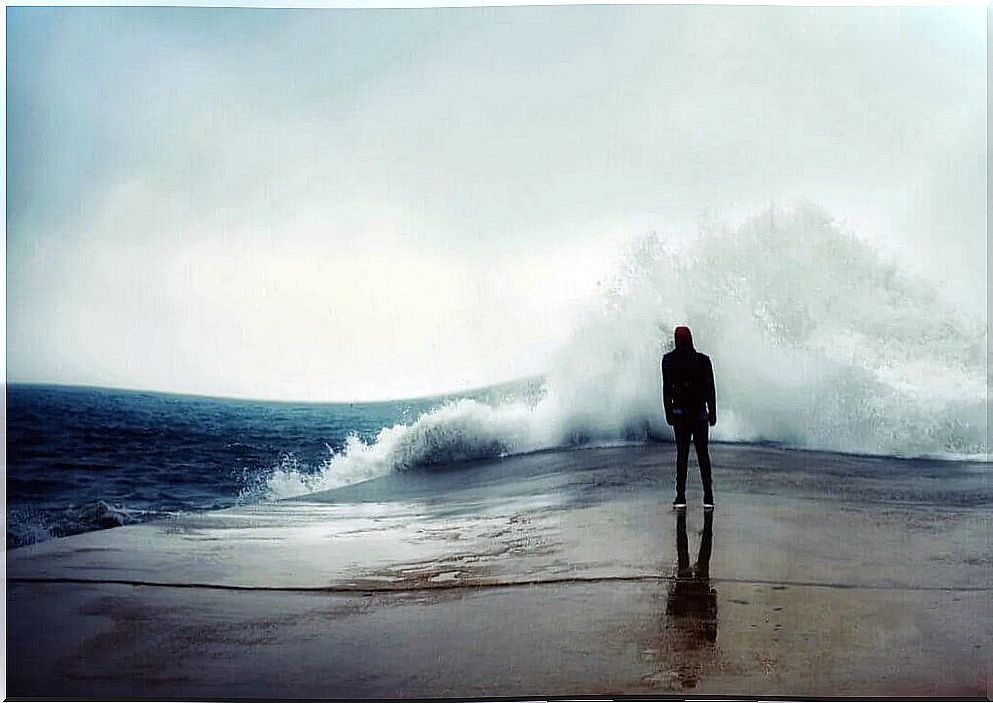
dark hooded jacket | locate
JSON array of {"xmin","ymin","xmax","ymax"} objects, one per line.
[{"xmin": 660, "ymin": 326, "xmax": 716, "ymax": 425}]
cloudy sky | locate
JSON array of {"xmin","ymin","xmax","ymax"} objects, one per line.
[{"xmin": 6, "ymin": 4, "xmax": 986, "ymax": 401}]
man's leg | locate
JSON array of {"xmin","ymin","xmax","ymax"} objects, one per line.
[
  {"xmin": 692, "ymin": 421, "xmax": 714, "ymax": 504},
  {"xmin": 674, "ymin": 421, "xmax": 691, "ymax": 502}
]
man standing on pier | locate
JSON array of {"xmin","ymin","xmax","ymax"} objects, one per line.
[{"xmin": 661, "ymin": 325, "xmax": 717, "ymax": 509}]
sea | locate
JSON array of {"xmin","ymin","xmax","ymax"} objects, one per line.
[
  {"xmin": 7, "ymin": 206, "xmax": 989, "ymax": 548},
  {"xmin": 5, "ymin": 382, "xmax": 527, "ymax": 549}
]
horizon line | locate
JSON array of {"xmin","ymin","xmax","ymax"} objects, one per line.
[{"xmin": 3, "ymin": 376, "xmax": 545, "ymax": 406}]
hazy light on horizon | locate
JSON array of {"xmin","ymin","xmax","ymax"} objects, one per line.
[{"xmin": 6, "ymin": 5, "xmax": 986, "ymax": 401}]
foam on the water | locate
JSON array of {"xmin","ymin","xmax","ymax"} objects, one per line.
[{"xmin": 258, "ymin": 204, "xmax": 988, "ymax": 500}]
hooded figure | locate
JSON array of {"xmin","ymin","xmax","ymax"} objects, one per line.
[{"xmin": 661, "ymin": 326, "xmax": 716, "ymax": 508}]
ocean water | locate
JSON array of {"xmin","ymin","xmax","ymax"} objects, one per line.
[
  {"xmin": 5, "ymin": 383, "xmax": 503, "ymax": 548},
  {"xmin": 7, "ymin": 205, "xmax": 988, "ymax": 548}
]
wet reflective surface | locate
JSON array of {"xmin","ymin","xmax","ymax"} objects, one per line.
[
  {"xmin": 8, "ymin": 444, "xmax": 991, "ymax": 697},
  {"xmin": 665, "ymin": 510, "xmax": 718, "ymax": 685},
  {"xmin": 640, "ymin": 509, "xmax": 719, "ymax": 690}
]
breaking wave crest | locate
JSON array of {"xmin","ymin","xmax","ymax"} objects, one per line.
[
  {"xmin": 256, "ymin": 204, "xmax": 988, "ymax": 500},
  {"xmin": 6, "ymin": 501, "xmax": 158, "ymax": 548}
]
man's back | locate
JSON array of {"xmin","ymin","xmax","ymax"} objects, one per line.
[{"xmin": 661, "ymin": 348, "xmax": 715, "ymax": 422}]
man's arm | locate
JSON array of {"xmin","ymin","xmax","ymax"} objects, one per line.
[
  {"xmin": 705, "ymin": 356, "xmax": 717, "ymax": 426},
  {"xmin": 660, "ymin": 357, "xmax": 674, "ymax": 425}
]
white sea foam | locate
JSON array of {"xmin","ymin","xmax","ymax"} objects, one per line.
[{"xmin": 258, "ymin": 204, "xmax": 988, "ymax": 500}]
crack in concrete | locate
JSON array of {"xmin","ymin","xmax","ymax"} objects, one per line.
[{"xmin": 8, "ymin": 575, "xmax": 989, "ymax": 594}]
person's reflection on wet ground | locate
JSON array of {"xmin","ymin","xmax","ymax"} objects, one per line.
[
  {"xmin": 662, "ymin": 509, "xmax": 718, "ymax": 689},
  {"xmin": 669, "ymin": 509, "xmax": 716, "ymax": 630}
]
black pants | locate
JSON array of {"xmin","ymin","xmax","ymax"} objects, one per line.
[{"xmin": 674, "ymin": 419, "xmax": 713, "ymax": 501}]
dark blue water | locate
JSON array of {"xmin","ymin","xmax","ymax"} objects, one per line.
[{"xmin": 6, "ymin": 384, "xmax": 451, "ymax": 548}]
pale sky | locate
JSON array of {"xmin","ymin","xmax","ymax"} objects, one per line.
[{"xmin": 6, "ymin": 4, "xmax": 986, "ymax": 401}]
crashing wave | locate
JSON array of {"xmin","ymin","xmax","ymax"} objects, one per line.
[{"xmin": 255, "ymin": 204, "xmax": 988, "ymax": 500}]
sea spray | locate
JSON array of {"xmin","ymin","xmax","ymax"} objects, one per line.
[
  {"xmin": 257, "ymin": 203, "xmax": 988, "ymax": 500},
  {"xmin": 544, "ymin": 203, "xmax": 987, "ymax": 456}
]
